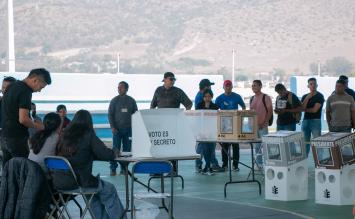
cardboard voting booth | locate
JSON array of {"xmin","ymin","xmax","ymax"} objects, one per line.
[
  {"xmin": 131, "ymin": 109, "xmax": 197, "ymax": 158},
  {"xmin": 184, "ymin": 110, "xmax": 218, "ymax": 141},
  {"xmin": 311, "ymin": 132, "xmax": 355, "ymax": 205},
  {"xmin": 262, "ymin": 131, "xmax": 308, "ymax": 201},
  {"xmin": 217, "ymin": 110, "xmax": 258, "ymax": 140}
]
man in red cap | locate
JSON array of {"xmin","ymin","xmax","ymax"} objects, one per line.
[{"xmin": 215, "ymin": 80, "xmax": 246, "ymax": 171}]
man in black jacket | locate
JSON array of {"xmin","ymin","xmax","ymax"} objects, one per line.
[{"xmin": 1, "ymin": 68, "xmax": 51, "ymax": 166}]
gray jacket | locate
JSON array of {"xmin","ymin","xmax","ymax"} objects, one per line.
[{"xmin": 108, "ymin": 94, "xmax": 138, "ymax": 129}]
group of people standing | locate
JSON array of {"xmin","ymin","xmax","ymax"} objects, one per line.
[
  {"xmin": 108, "ymin": 72, "xmax": 355, "ymax": 177},
  {"xmin": 0, "ymin": 67, "xmax": 354, "ymax": 218}
]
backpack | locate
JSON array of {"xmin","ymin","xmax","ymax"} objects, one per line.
[
  {"xmin": 287, "ymin": 92, "xmax": 302, "ymax": 123},
  {"xmin": 250, "ymin": 94, "xmax": 273, "ymax": 126}
]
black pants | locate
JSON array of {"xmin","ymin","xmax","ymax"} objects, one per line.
[
  {"xmin": 221, "ymin": 143, "xmax": 239, "ymax": 168},
  {"xmin": 1, "ymin": 136, "xmax": 29, "ymax": 167}
]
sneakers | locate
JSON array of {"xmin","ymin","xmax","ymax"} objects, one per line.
[
  {"xmin": 211, "ymin": 165, "xmax": 226, "ymax": 172},
  {"xmin": 201, "ymin": 168, "xmax": 214, "ymax": 176},
  {"xmin": 195, "ymin": 165, "xmax": 202, "ymax": 173},
  {"xmin": 110, "ymin": 170, "xmax": 117, "ymax": 176},
  {"xmin": 232, "ymin": 166, "xmax": 240, "ymax": 172}
]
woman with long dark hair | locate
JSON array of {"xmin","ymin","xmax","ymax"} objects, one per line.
[
  {"xmin": 55, "ymin": 109, "xmax": 125, "ymax": 219},
  {"xmin": 28, "ymin": 112, "xmax": 61, "ymax": 172}
]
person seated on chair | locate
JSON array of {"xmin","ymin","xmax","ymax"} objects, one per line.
[
  {"xmin": 55, "ymin": 110, "xmax": 126, "ymax": 219},
  {"xmin": 28, "ymin": 112, "xmax": 61, "ymax": 174}
]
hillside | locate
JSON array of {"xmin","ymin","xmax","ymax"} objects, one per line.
[{"xmin": 0, "ymin": 0, "xmax": 355, "ymax": 75}]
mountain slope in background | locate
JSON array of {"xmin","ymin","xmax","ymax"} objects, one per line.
[{"xmin": 0, "ymin": 0, "xmax": 355, "ymax": 75}]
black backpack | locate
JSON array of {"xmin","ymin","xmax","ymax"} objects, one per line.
[{"xmin": 250, "ymin": 94, "xmax": 274, "ymax": 126}]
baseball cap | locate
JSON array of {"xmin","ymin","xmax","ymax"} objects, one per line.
[
  {"xmin": 162, "ymin": 72, "xmax": 176, "ymax": 82},
  {"xmin": 199, "ymin": 79, "xmax": 215, "ymax": 88},
  {"xmin": 223, "ymin": 80, "xmax": 233, "ymax": 87},
  {"xmin": 339, "ymin": 75, "xmax": 348, "ymax": 81}
]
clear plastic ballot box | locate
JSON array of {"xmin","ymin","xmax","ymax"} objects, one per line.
[
  {"xmin": 311, "ymin": 132, "xmax": 355, "ymax": 205},
  {"xmin": 262, "ymin": 131, "xmax": 308, "ymax": 201},
  {"xmin": 131, "ymin": 109, "xmax": 197, "ymax": 157},
  {"xmin": 184, "ymin": 110, "xmax": 218, "ymax": 141}
]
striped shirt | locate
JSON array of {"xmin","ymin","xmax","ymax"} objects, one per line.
[{"xmin": 326, "ymin": 93, "xmax": 355, "ymax": 127}]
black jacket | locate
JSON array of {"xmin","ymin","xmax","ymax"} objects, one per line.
[
  {"xmin": 0, "ymin": 158, "xmax": 51, "ymax": 219},
  {"xmin": 55, "ymin": 130, "xmax": 115, "ymax": 189}
]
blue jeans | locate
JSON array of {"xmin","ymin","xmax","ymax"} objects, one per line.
[
  {"xmin": 195, "ymin": 143, "xmax": 203, "ymax": 167},
  {"xmin": 302, "ymin": 119, "xmax": 321, "ymax": 156},
  {"xmin": 201, "ymin": 143, "xmax": 215, "ymax": 169},
  {"xmin": 254, "ymin": 127, "xmax": 268, "ymax": 166},
  {"xmin": 195, "ymin": 143, "xmax": 219, "ymax": 168},
  {"xmin": 277, "ymin": 123, "xmax": 296, "ymax": 131},
  {"xmin": 110, "ymin": 128, "xmax": 132, "ymax": 171},
  {"xmin": 90, "ymin": 179, "xmax": 126, "ymax": 219}
]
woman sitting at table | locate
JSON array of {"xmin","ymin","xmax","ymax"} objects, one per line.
[
  {"xmin": 56, "ymin": 109, "xmax": 126, "ymax": 219},
  {"xmin": 28, "ymin": 112, "xmax": 61, "ymax": 173}
]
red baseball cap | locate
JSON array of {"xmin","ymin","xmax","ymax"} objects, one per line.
[{"xmin": 223, "ymin": 80, "xmax": 233, "ymax": 87}]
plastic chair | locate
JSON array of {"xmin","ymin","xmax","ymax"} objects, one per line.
[
  {"xmin": 131, "ymin": 161, "xmax": 174, "ymax": 219},
  {"xmin": 44, "ymin": 156, "xmax": 99, "ymax": 219}
]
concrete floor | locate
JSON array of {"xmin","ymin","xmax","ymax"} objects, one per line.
[{"xmin": 67, "ymin": 150, "xmax": 353, "ymax": 219}]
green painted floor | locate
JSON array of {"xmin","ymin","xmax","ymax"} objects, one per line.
[{"xmin": 86, "ymin": 150, "xmax": 352, "ymax": 219}]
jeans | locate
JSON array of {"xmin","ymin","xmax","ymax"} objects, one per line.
[
  {"xmin": 254, "ymin": 127, "xmax": 268, "ymax": 166},
  {"xmin": 196, "ymin": 143, "xmax": 219, "ymax": 168},
  {"xmin": 221, "ymin": 143, "xmax": 239, "ymax": 168},
  {"xmin": 201, "ymin": 143, "xmax": 215, "ymax": 169},
  {"xmin": 277, "ymin": 123, "xmax": 296, "ymax": 131},
  {"xmin": 90, "ymin": 179, "xmax": 126, "ymax": 219},
  {"xmin": 110, "ymin": 128, "xmax": 132, "ymax": 171},
  {"xmin": 195, "ymin": 143, "xmax": 203, "ymax": 167},
  {"xmin": 302, "ymin": 119, "xmax": 321, "ymax": 156},
  {"xmin": 1, "ymin": 136, "xmax": 29, "ymax": 167},
  {"xmin": 211, "ymin": 145, "xmax": 219, "ymax": 167}
]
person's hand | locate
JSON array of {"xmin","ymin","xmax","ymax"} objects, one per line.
[
  {"xmin": 34, "ymin": 120, "xmax": 44, "ymax": 131},
  {"xmin": 278, "ymin": 109, "xmax": 287, "ymax": 114},
  {"xmin": 112, "ymin": 128, "xmax": 117, "ymax": 134}
]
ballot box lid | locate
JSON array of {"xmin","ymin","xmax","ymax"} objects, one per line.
[{"xmin": 312, "ymin": 132, "xmax": 355, "ymax": 147}]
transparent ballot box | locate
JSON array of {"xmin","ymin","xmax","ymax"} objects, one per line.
[
  {"xmin": 311, "ymin": 132, "xmax": 355, "ymax": 205},
  {"xmin": 262, "ymin": 131, "xmax": 306, "ymax": 167},
  {"xmin": 262, "ymin": 131, "xmax": 308, "ymax": 201},
  {"xmin": 311, "ymin": 132, "xmax": 355, "ymax": 169}
]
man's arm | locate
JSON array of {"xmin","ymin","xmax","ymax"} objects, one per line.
[
  {"xmin": 287, "ymin": 94, "xmax": 303, "ymax": 113},
  {"xmin": 301, "ymin": 94, "xmax": 311, "ymax": 110},
  {"xmin": 180, "ymin": 90, "xmax": 192, "ymax": 110},
  {"xmin": 350, "ymin": 97, "xmax": 355, "ymax": 128},
  {"xmin": 265, "ymin": 96, "xmax": 273, "ymax": 124},
  {"xmin": 150, "ymin": 89, "xmax": 158, "ymax": 109},
  {"xmin": 19, "ymin": 108, "xmax": 43, "ymax": 130},
  {"xmin": 238, "ymin": 95, "xmax": 246, "ymax": 110},
  {"xmin": 305, "ymin": 103, "xmax": 322, "ymax": 113},
  {"xmin": 132, "ymin": 98, "xmax": 138, "ymax": 113},
  {"xmin": 325, "ymin": 99, "xmax": 331, "ymax": 127},
  {"xmin": 108, "ymin": 99, "xmax": 116, "ymax": 133}
]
